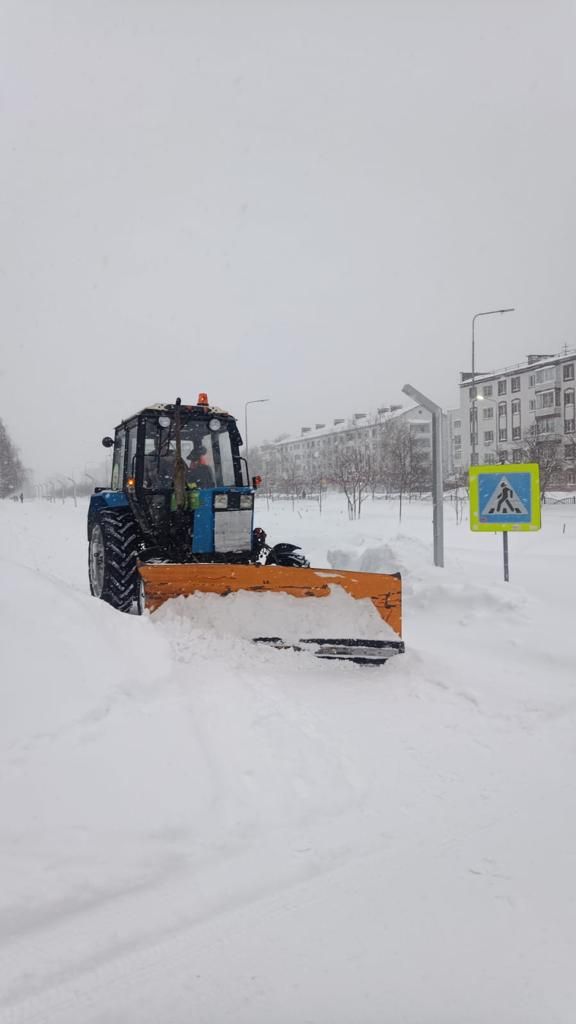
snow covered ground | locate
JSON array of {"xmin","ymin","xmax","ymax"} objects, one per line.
[{"xmin": 1, "ymin": 493, "xmax": 576, "ymax": 1023}]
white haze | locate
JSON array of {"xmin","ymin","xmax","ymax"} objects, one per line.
[{"xmin": 2, "ymin": 0, "xmax": 575, "ymax": 479}]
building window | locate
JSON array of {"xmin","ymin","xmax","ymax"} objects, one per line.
[
  {"xmin": 499, "ymin": 428, "xmax": 508, "ymax": 442},
  {"xmin": 512, "ymin": 426, "xmax": 522, "ymax": 440},
  {"xmin": 563, "ymin": 364, "xmax": 575, "ymax": 381},
  {"xmin": 454, "ymin": 434, "xmax": 461, "ymax": 445},
  {"xmin": 564, "ymin": 389, "xmax": 575, "ymax": 406},
  {"xmin": 529, "ymin": 375, "xmax": 535, "ymax": 387},
  {"xmin": 498, "ymin": 380, "xmax": 507, "ymax": 395},
  {"xmin": 565, "ymin": 419, "xmax": 576, "ymax": 434},
  {"xmin": 564, "ymin": 444, "xmax": 576, "ymax": 459},
  {"xmin": 484, "ymin": 431, "xmax": 494, "ymax": 443},
  {"xmin": 511, "ymin": 376, "xmax": 521, "ymax": 392},
  {"xmin": 536, "ymin": 390, "xmax": 555, "ymax": 410},
  {"xmin": 511, "ymin": 399, "xmax": 521, "ymax": 415},
  {"xmin": 483, "ymin": 385, "xmax": 493, "ymax": 397},
  {"xmin": 482, "ymin": 407, "xmax": 494, "ymax": 419},
  {"xmin": 498, "ymin": 402, "xmax": 507, "ymax": 418},
  {"xmin": 537, "ymin": 416, "xmax": 557, "ymax": 434},
  {"xmin": 454, "ymin": 419, "xmax": 461, "ymax": 428},
  {"xmin": 499, "ymin": 449, "xmax": 509, "ymax": 462},
  {"xmin": 534, "ymin": 367, "xmax": 556, "ymax": 384},
  {"xmin": 484, "ymin": 453, "xmax": 496, "ymax": 464},
  {"xmin": 513, "ymin": 449, "xmax": 523, "ymax": 463},
  {"xmin": 529, "ymin": 399, "xmax": 536, "ymax": 411},
  {"xmin": 567, "ymin": 469, "xmax": 576, "ymax": 486}
]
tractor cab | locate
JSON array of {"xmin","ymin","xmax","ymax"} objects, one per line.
[{"xmin": 94, "ymin": 395, "xmax": 257, "ymax": 565}]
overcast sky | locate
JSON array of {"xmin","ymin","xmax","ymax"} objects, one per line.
[{"xmin": 2, "ymin": 0, "xmax": 575, "ymax": 480}]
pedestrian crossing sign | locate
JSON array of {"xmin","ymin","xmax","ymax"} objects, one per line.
[{"xmin": 469, "ymin": 463, "xmax": 541, "ymax": 532}]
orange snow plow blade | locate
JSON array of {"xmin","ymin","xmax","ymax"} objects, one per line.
[{"xmin": 138, "ymin": 563, "xmax": 403, "ymax": 664}]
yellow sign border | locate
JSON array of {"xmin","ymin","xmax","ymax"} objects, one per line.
[{"xmin": 469, "ymin": 463, "xmax": 541, "ymax": 532}]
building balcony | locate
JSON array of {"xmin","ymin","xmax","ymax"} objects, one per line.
[{"xmin": 534, "ymin": 406, "xmax": 561, "ymax": 416}]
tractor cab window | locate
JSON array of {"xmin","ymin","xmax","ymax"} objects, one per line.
[
  {"xmin": 143, "ymin": 415, "xmax": 237, "ymax": 488},
  {"xmin": 143, "ymin": 419, "xmax": 176, "ymax": 489},
  {"xmin": 180, "ymin": 424, "xmax": 236, "ymax": 487},
  {"xmin": 111, "ymin": 430, "xmax": 126, "ymax": 490},
  {"xmin": 126, "ymin": 424, "xmax": 138, "ymax": 485}
]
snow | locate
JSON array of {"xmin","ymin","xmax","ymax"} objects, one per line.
[
  {"xmin": 154, "ymin": 587, "xmax": 398, "ymax": 644},
  {"xmin": 1, "ymin": 494, "xmax": 576, "ymax": 1022}
]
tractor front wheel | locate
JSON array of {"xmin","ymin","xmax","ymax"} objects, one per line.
[{"xmin": 88, "ymin": 510, "xmax": 139, "ymax": 612}]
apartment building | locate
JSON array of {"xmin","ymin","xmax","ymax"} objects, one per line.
[
  {"xmin": 453, "ymin": 348, "xmax": 576, "ymax": 486},
  {"xmin": 259, "ymin": 404, "xmax": 451, "ymax": 486}
]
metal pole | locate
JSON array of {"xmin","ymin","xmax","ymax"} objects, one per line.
[
  {"xmin": 431, "ymin": 408, "xmax": 444, "ymax": 567},
  {"xmin": 66, "ymin": 476, "xmax": 77, "ymax": 508},
  {"xmin": 503, "ymin": 531, "xmax": 510, "ymax": 582},
  {"xmin": 402, "ymin": 384, "xmax": 444, "ymax": 568},
  {"xmin": 470, "ymin": 309, "xmax": 515, "ymax": 467},
  {"xmin": 244, "ymin": 398, "xmax": 270, "ymax": 462}
]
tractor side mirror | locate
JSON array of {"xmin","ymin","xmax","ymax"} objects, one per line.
[
  {"xmin": 102, "ymin": 436, "xmax": 114, "ymax": 448},
  {"xmin": 252, "ymin": 475, "xmax": 262, "ymax": 489}
]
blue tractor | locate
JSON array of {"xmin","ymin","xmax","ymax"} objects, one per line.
[
  {"xmin": 87, "ymin": 394, "xmax": 307, "ymax": 613},
  {"xmin": 87, "ymin": 394, "xmax": 404, "ymax": 664}
]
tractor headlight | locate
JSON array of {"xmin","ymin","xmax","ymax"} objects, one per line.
[
  {"xmin": 240, "ymin": 494, "xmax": 253, "ymax": 510},
  {"xmin": 214, "ymin": 494, "xmax": 228, "ymax": 509}
]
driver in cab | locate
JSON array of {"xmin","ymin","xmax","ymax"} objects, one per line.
[{"xmin": 186, "ymin": 446, "xmax": 215, "ymax": 488}]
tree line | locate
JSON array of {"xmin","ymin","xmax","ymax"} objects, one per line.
[{"xmin": 0, "ymin": 417, "xmax": 25, "ymax": 498}]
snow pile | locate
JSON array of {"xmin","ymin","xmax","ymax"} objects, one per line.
[
  {"xmin": 1, "ymin": 495, "xmax": 576, "ymax": 1023},
  {"xmin": 327, "ymin": 541, "xmax": 404, "ymax": 574},
  {"xmin": 153, "ymin": 585, "xmax": 398, "ymax": 643},
  {"xmin": 0, "ymin": 559, "xmax": 170, "ymax": 745}
]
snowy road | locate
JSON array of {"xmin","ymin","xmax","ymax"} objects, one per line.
[{"xmin": 1, "ymin": 496, "xmax": 576, "ymax": 1022}]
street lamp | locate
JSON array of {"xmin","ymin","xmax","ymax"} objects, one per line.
[
  {"xmin": 244, "ymin": 398, "xmax": 270, "ymax": 462},
  {"xmin": 66, "ymin": 475, "xmax": 78, "ymax": 507},
  {"xmin": 470, "ymin": 308, "xmax": 514, "ymax": 465}
]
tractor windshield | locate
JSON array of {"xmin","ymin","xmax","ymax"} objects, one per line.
[{"xmin": 143, "ymin": 414, "xmax": 237, "ymax": 489}]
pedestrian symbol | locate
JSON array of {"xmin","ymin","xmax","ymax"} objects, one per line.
[
  {"xmin": 469, "ymin": 463, "xmax": 541, "ymax": 532},
  {"xmin": 482, "ymin": 476, "xmax": 528, "ymax": 517}
]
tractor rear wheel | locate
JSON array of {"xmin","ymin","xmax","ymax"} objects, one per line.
[{"xmin": 88, "ymin": 510, "xmax": 139, "ymax": 612}]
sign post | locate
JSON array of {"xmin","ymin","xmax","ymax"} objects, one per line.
[{"xmin": 469, "ymin": 463, "xmax": 541, "ymax": 581}]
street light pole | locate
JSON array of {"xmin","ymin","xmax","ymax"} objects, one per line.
[
  {"xmin": 244, "ymin": 398, "xmax": 270, "ymax": 462},
  {"xmin": 66, "ymin": 475, "xmax": 77, "ymax": 508},
  {"xmin": 402, "ymin": 384, "xmax": 444, "ymax": 568},
  {"xmin": 470, "ymin": 308, "xmax": 514, "ymax": 465}
]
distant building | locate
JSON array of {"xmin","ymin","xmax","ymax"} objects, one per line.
[
  {"xmin": 453, "ymin": 348, "xmax": 576, "ymax": 486},
  {"xmin": 259, "ymin": 403, "xmax": 451, "ymax": 486}
]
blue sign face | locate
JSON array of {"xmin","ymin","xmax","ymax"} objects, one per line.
[{"xmin": 477, "ymin": 471, "xmax": 532, "ymax": 525}]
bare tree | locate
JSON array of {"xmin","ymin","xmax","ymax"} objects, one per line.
[
  {"xmin": 280, "ymin": 454, "xmax": 304, "ymax": 510},
  {"xmin": 330, "ymin": 440, "xmax": 374, "ymax": 520},
  {"xmin": 382, "ymin": 422, "xmax": 429, "ymax": 520},
  {"xmin": 519, "ymin": 426, "xmax": 563, "ymax": 500}
]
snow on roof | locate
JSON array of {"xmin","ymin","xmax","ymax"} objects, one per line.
[
  {"xmin": 459, "ymin": 347, "xmax": 576, "ymax": 386},
  {"xmin": 271, "ymin": 405, "xmax": 418, "ymax": 447}
]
